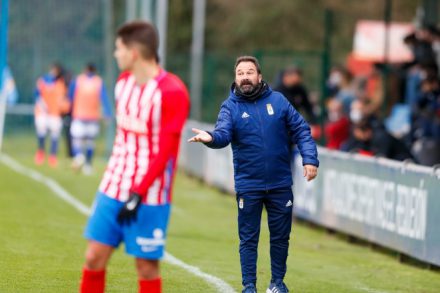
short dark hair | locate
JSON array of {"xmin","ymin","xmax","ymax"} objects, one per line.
[
  {"xmin": 354, "ymin": 119, "xmax": 373, "ymax": 132},
  {"xmin": 86, "ymin": 62, "xmax": 97, "ymax": 73},
  {"xmin": 234, "ymin": 56, "xmax": 261, "ymax": 74},
  {"xmin": 283, "ymin": 65, "xmax": 302, "ymax": 76},
  {"xmin": 117, "ymin": 21, "xmax": 159, "ymax": 62}
]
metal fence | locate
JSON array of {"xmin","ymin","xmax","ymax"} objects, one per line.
[{"xmin": 167, "ymin": 50, "xmax": 324, "ymax": 123}]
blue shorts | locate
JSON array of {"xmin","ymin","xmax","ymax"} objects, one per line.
[{"xmin": 84, "ymin": 192, "xmax": 171, "ymax": 260}]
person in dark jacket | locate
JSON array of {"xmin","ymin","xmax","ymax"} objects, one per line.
[
  {"xmin": 188, "ymin": 56, "xmax": 319, "ymax": 293},
  {"xmin": 341, "ymin": 118, "xmax": 413, "ymax": 161},
  {"xmin": 274, "ymin": 66, "xmax": 317, "ymax": 123}
]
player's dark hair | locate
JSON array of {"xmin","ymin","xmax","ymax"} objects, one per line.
[
  {"xmin": 86, "ymin": 62, "xmax": 97, "ymax": 73},
  {"xmin": 234, "ymin": 56, "xmax": 261, "ymax": 74},
  {"xmin": 117, "ymin": 21, "xmax": 159, "ymax": 62},
  {"xmin": 51, "ymin": 62, "xmax": 64, "ymax": 80}
]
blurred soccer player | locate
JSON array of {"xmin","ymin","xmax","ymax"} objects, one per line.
[
  {"xmin": 79, "ymin": 21, "xmax": 190, "ymax": 293},
  {"xmin": 69, "ymin": 63, "xmax": 112, "ymax": 175},
  {"xmin": 189, "ymin": 56, "xmax": 319, "ymax": 293},
  {"xmin": 34, "ymin": 63, "xmax": 69, "ymax": 167}
]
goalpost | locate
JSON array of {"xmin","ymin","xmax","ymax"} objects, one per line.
[{"xmin": 0, "ymin": 0, "xmax": 9, "ymax": 153}]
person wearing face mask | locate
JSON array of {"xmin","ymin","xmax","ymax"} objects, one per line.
[
  {"xmin": 349, "ymin": 98, "xmax": 385, "ymax": 134},
  {"xmin": 326, "ymin": 65, "xmax": 344, "ymax": 97},
  {"xmin": 189, "ymin": 56, "xmax": 319, "ymax": 293},
  {"xmin": 349, "ymin": 99, "xmax": 365, "ymax": 124},
  {"xmin": 324, "ymin": 98, "xmax": 350, "ymax": 149}
]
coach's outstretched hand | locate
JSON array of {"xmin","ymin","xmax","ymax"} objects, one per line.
[
  {"xmin": 117, "ymin": 192, "xmax": 142, "ymax": 224},
  {"xmin": 188, "ymin": 128, "xmax": 213, "ymax": 143}
]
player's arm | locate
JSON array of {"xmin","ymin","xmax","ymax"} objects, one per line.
[
  {"xmin": 67, "ymin": 79, "xmax": 76, "ymax": 103},
  {"xmin": 117, "ymin": 132, "xmax": 180, "ymax": 224},
  {"xmin": 100, "ymin": 82, "xmax": 113, "ymax": 119},
  {"xmin": 34, "ymin": 78, "xmax": 42, "ymax": 102},
  {"xmin": 34, "ymin": 79, "xmax": 48, "ymax": 113},
  {"xmin": 34, "ymin": 88, "xmax": 41, "ymax": 102}
]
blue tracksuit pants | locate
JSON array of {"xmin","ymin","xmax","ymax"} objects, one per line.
[{"xmin": 236, "ymin": 188, "xmax": 294, "ymax": 286}]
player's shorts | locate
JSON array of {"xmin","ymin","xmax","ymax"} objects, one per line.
[
  {"xmin": 84, "ymin": 192, "xmax": 171, "ymax": 260},
  {"xmin": 34, "ymin": 114, "xmax": 62, "ymax": 138},
  {"xmin": 70, "ymin": 120, "xmax": 100, "ymax": 139}
]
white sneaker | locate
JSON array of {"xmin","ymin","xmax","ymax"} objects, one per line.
[
  {"xmin": 72, "ymin": 154, "xmax": 85, "ymax": 170},
  {"xmin": 82, "ymin": 164, "xmax": 93, "ymax": 176},
  {"xmin": 266, "ymin": 280, "xmax": 289, "ymax": 293}
]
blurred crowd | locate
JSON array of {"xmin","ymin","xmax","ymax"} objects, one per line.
[{"xmin": 275, "ymin": 24, "xmax": 440, "ymax": 167}]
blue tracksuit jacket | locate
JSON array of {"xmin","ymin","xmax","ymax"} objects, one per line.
[{"xmin": 206, "ymin": 84, "xmax": 319, "ymax": 193}]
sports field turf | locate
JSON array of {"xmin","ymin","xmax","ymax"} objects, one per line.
[{"xmin": 1, "ymin": 134, "xmax": 439, "ymax": 292}]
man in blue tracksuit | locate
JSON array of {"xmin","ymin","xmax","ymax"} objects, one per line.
[{"xmin": 189, "ymin": 56, "xmax": 319, "ymax": 293}]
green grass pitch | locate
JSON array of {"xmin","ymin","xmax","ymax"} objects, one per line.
[{"xmin": 0, "ymin": 134, "xmax": 439, "ymax": 292}]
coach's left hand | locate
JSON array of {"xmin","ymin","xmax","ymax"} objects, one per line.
[
  {"xmin": 303, "ymin": 165, "xmax": 318, "ymax": 181},
  {"xmin": 117, "ymin": 192, "xmax": 142, "ymax": 224}
]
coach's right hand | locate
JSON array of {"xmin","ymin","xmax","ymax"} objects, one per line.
[{"xmin": 188, "ymin": 128, "xmax": 212, "ymax": 143}]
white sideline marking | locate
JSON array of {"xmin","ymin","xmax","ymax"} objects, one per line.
[
  {"xmin": 164, "ymin": 253, "xmax": 236, "ymax": 293},
  {"xmin": 357, "ymin": 285, "xmax": 390, "ymax": 293},
  {"xmin": 0, "ymin": 153, "xmax": 236, "ymax": 293}
]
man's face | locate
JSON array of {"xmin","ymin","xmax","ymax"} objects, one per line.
[
  {"xmin": 353, "ymin": 127, "xmax": 372, "ymax": 141},
  {"xmin": 49, "ymin": 66, "xmax": 60, "ymax": 78},
  {"xmin": 114, "ymin": 37, "xmax": 135, "ymax": 71},
  {"xmin": 235, "ymin": 61, "xmax": 262, "ymax": 94},
  {"xmin": 282, "ymin": 71, "xmax": 301, "ymax": 87}
]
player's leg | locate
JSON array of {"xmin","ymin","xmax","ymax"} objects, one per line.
[
  {"xmin": 83, "ymin": 121, "xmax": 100, "ymax": 174},
  {"xmin": 123, "ymin": 203, "xmax": 171, "ymax": 293},
  {"xmin": 81, "ymin": 192, "xmax": 123, "ymax": 293},
  {"xmin": 136, "ymin": 259, "xmax": 161, "ymax": 293},
  {"xmin": 80, "ymin": 241, "xmax": 114, "ymax": 293},
  {"xmin": 237, "ymin": 191, "xmax": 264, "ymax": 290},
  {"xmin": 34, "ymin": 114, "xmax": 47, "ymax": 165},
  {"xmin": 47, "ymin": 115, "xmax": 63, "ymax": 167},
  {"xmin": 264, "ymin": 188, "xmax": 293, "ymax": 292},
  {"xmin": 70, "ymin": 119, "xmax": 86, "ymax": 170},
  {"xmin": 84, "ymin": 241, "xmax": 114, "ymax": 270}
]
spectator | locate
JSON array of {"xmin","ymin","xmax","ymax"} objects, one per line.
[
  {"xmin": 326, "ymin": 65, "xmax": 344, "ymax": 97},
  {"xmin": 335, "ymin": 68, "xmax": 357, "ymax": 115},
  {"xmin": 410, "ymin": 75, "xmax": 440, "ymax": 166},
  {"xmin": 362, "ymin": 64, "xmax": 383, "ymax": 117},
  {"xmin": 412, "ymin": 75, "xmax": 440, "ymax": 140},
  {"xmin": 275, "ymin": 66, "xmax": 317, "ymax": 123},
  {"xmin": 341, "ymin": 119, "xmax": 413, "ymax": 161},
  {"xmin": 324, "ymin": 98, "xmax": 350, "ymax": 149}
]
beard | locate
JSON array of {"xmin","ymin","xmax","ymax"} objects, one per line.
[{"xmin": 238, "ymin": 79, "xmax": 258, "ymax": 94}]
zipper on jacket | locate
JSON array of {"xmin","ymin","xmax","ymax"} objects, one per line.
[{"xmin": 254, "ymin": 100, "xmax": 268, "ymax": 191}]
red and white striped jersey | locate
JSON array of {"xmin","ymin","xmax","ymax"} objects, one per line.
[{"xmin": 99, "ymin": 70, "xmax": 190, "ymax": 205}]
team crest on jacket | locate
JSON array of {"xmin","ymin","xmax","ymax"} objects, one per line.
[
  {"xmin": 239, "ymin": 198, "xmax": 244, "ymax": 209},
  {"xmin": 266, "ymin": 103, "xmax": 274, "ymax": 115}
]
